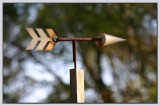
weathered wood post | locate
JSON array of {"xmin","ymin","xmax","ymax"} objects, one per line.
[
  {"xmin": 70, "ymin": 68, "xmax": 84, "ymax": 103},
  {"xmin": 25, "ymin": 28, "xmax": 125, "ymax": 103}
]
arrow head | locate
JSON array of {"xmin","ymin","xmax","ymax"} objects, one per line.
[{"xmin": 95, "ymin": 33, "xmax": 126, "ymax": 47}]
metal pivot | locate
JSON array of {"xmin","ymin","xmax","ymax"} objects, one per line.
[{"xmin": 72, "ymin": 40, "xmax": 77, "ymax": 69}]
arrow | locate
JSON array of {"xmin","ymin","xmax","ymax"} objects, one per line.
[
  {"xmin": 26, "ymin": 28, "xmax": 57, "ymax": 51},
  {"xmin": 26, "ymin": 28, "xmax": 125, "ymax": 50}
]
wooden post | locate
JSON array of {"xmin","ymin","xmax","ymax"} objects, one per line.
[{"xmin": 70, "ymin": 68, "xmax": 85, "ymax": 103}]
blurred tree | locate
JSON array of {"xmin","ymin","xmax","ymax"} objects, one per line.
[{"xmin": 3, "ymin": 3, "xmax": 157, "ymax": 103}]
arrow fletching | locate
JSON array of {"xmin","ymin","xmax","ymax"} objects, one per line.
[{"xmin": 26, "ymin": 28, "xmax": 57, "ymax": 51}]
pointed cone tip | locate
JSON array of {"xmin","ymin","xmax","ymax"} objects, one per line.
[
  {"xmin": 118, "ymin": 38, "xmax": 126, "ymax": 42},
  {"xmin": 95, "ymin": 33, "xmax": 126, "ymax": 47},
  {"xmin": 104, "ymin": 33, "xmax": 126, "ymax": 42}
]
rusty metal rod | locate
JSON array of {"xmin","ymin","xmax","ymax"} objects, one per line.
[
  {"xmin": 57, "ymin": 38, "xmax": 101, "ymax": 41},
  {"xmin": 72, "ymin": 40, "xmax": 77, "ymax": 69}
]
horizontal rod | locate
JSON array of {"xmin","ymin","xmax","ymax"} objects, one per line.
[{"xmin": 56, "ymin": 38, "xmax": 101, "ymax": 41}]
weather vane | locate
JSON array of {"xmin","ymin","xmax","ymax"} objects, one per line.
[{"xmin": 26, "ymin": 28, "xmax": 125, "ymax": 103}]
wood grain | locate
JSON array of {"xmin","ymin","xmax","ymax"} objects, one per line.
[{"xmin": 70, "ymin": 69, "xmax": 85, "ymax": 103}]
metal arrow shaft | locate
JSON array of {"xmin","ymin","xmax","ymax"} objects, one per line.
[{"xmin": 56, "ymin": 38, "xmax": 101, "ymax": 41}]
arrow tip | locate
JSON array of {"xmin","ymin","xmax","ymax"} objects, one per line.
[{"xmin": 95, "ymin": 33, "xmax": 126, "ymax": 47}]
